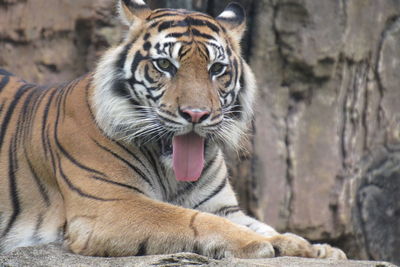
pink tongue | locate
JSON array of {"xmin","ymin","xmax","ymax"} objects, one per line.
[{"xmin": 172, "ymin": 132, "xmax": 205, "ymax": 181}]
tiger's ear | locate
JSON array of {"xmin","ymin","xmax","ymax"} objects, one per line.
[
  {"xmin": 216, "ymin": 2, "xmax": 246, "ymax": 41},
  {"xmin": 118, "ymin": 0, "xmax": 151, "ymax": 26}
]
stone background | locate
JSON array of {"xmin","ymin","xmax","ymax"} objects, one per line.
[{"xmin": 0, "ymin": 0, "xmax": 399, "ymax": 265}]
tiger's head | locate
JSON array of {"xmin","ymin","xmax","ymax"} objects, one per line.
[{"xmin": 93, "ymin": 0, "xmax": 256, "ymax": 181}]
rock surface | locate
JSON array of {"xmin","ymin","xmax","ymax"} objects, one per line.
[
  {"xmin": 0, "ymin": 244, "xmax": 396, "ymax": 267},
  {"xmin": 0, "ymin": 0, "xmax": 399, "ymax": 265}
]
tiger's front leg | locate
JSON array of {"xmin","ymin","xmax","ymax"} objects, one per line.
[
  {"xmin": 192, "ymin": 169, "xmax": 347, "ymax": 259},
  {"xmin": 64, "ymin": 194, "xmax": 280, "ymax": 258}
]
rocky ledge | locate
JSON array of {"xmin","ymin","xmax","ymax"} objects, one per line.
[{"xmin": 0, "ymin": 244, "xmax": 396, "ymax": 267}]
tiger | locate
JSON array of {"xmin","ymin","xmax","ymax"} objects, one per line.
[{"xmin": 0, "ymin": 0, "xmax": 347, "ymax": 259}]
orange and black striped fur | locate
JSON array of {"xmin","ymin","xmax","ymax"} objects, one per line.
[{"xmin": 0, "ymin": 0, "xmax": 346, "ymax": 259}]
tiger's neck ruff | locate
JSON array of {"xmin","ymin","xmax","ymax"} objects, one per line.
[{"xmin": 91, "ymin": 2, "xmax": 256, "ymax": 182}]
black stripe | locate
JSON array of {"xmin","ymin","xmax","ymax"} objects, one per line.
[
  {"xmin": 147, "ymin": 90, "xmax": 164, "ymax": 102},
  {"xmin": 214, "ymin": 205, "xmax": 241, "ymax": 216},
  {"xmin": 158, "ymin": 108, "xmax": 177, "ymax": 118},
  {"xmin": 32, "ymin": 213, "xmax": 44, "ymax": 242},
  {"xmin": 185, "ymin": 17, "xmax": 220, "ymax": 33},
  {"xmin": 228, "ymin": 68, "xmax": 245, "ymax": 119},
  {"xmin": 198, "ymin": 154, "xmax": 223, "ymax": 185},
  {"xmin": 91, "ymin": 175, "xmax": 144, "ymax": 195},
  {"xmin": 15, "ymin": 87, "xmax": 36, "ymax": 143},
  {"xmin": 84, "ymin": 81, "xmax": 98, "ymax": 122},
  {"xmin": 153, "ymin": 8, "xmax": 179, "ymax": 13},
  {"xmin": 0, "ymin": 99, "xmax": 6, "ymax": 114},
  {"xmin": 158, "ymin": 114, "xmax": 183, "ymax": 125},
  {"xmin": 203, "ymin": 154, "xmax": 218, "ymax": 175},
  {"xmin": 116, "ymin": 43, "xmax": 134, "ymax": 70},
  {"xmin": 190, "ymin": 13, "xmax": 215, "ymax": 20},
  {"xmin": 17, "ymin": 85, "xmax": 44, "ymax": 145},
  {"xmin": 150, "ymin": 13, "xmax": 182, "ymax": 21},
  {"xmin": 130, "ymin": 51, "xmax": 147, "ymax": 75},
  {"xmin": 157, "ymin": 20, "xmax": 188, "ymax": 32},
  {"xmin": 232, "ymin": 58, "xmax": 239, "ymax": 90},
  {"xmin": 226, "ymin": 46, "xmax": 233, "ymax": 57},
  {"xmin": 143, "ymin": 41, "xmax": 151, "ymax": 51},
  {"xmin": 2, "ymin": 137, "xmax": 20, "ymax": 238},
  {"xmin": 140, "ymin": 147, "xmax": 166, "ymax": 195},
  {"xmin": 154, "ymin": 43, "xmax": 161, "ymax": 54},
  {"xmin": 115, "ymin": 141, "xmax": 153, "ymax": 176},
  {"xmin": 0, "ymin": 84, "xmax": 33, "ymax": 154},
  {"xmin": 0, "ymin": 75, "xmax": 9, "ymax": 92},
  {"xmin": 0, "ymin": 69, "xmax": 14, "ymax": 76},
  {"xmin": 56, "ymin": 153, "xmax": 119, "ymax": 202},
  {"xmin": 26, "ymin": 153, "xmax": 51, "ymax": 206},
  {"xmin": 239, "ymin": 70, "xmax": 245, "ymax": 91},
  {"xmin": 191, "ymin": 29, "xmax": 216, "ymax": 40},
  {"xmin": 46, "ymin": 128, "xmax": 58, "ymax": 176},
  {"xmin": 112, "ymin": 80, "xmax": 130, "ymax": 98},
  {"xmin": 129, "ymin": 82, "xmax": 143, "ymax": 103},
  {"xmin": 62, "ymin": 79, "xmax": 80, "ymax": 115},
  {"xmin": 230, "ymin": 94, "xmax": 242, "ymax": 119},
  {"xmin": 143, "ymin": 65, "xmax": 156, "ymax": 84},
  {"xmin": 165, "ymin": 32, "xmax": 190, "ymax": 39},
  {"xmin": 54, "ymin": 134, "xmax": 106, "ymax": 176},
  {"xmin": 135, "ymin": 238, "xmax": 148, "ymax": 256},
  {"xmin": 223, "ymin": 71, "xmax": 234, "ymax": 88},
  {"xmin": 193, "ymin": 177, "xmax": 227, "ymax": 209},
  {"xmin": 209, "ymin": 115, "xmax": 222, "ymax": 123},
  {"xmin": 92, "ymin": 140, "xmax": 153, "ymax": 188},
  {"xmin": 143, "ymin": 33, "xmax": 150, "ymax": 41},
  {"xmin": 179, "ymin": 46, "xmax": 191, "ymax": 60},
  {"xmin": 54, "ymin": 132, "xmax": 106, "ymax": 177},
  {"xmin": 24, "ymin": 87, "xmax": 49, "ymax": 146},
  {"xmin": 41, "ymin": 88, "xmax": 58, "ymax": 159}
]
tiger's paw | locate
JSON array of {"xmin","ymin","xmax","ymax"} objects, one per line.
[
  {"xmin": 205, "ymin": 239, "xmax": 275, "ymax": 259},
  {"xmin": 268, "ymin": 233, "xmax": 347, "ymax": 259},
  {"xmin": 312, "ymin": 243, "xmax": 347, "ymax": 260},
  {"xmin": 238, "ymin": 240, "xmax": 275, "ymax": 258}
]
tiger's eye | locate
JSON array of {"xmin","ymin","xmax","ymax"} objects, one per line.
[
  {"xmin": 210, "ymin": 63, "xmax": 225, "ymax": 76},
  {"xmin": 156, "ymin": 59, "xmax": 172, "ymax": 71}
]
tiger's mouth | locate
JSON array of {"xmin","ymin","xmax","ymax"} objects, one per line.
[{"xmin": 161, "ymin": 132, "xmax": 206, "ymax": 182}]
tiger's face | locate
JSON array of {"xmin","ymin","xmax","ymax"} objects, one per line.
[{"xmin": 93, "ymin": 0, "xmax": 256, "ymax": 181}]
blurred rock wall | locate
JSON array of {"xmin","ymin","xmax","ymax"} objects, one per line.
[{"xmin": 1, "ymin": 0, "xmax": 399, "ymax": 264}]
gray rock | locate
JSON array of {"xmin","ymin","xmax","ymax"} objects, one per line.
[{"xmin": 0, "ymin": 244, "xmax": 396, "ymax": 267}]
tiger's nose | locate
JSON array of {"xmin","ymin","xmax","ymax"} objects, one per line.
[{"xmin": 179, "ymin": 107, "xmax": 210, "ymax": 123}]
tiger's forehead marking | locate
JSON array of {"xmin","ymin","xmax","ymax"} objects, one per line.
[
  {"xmin": 151, "ymin": 39, "xmax": 226, "ymax": 64},
  {"xmin": 147, "ymin": 9, "xmax": 224, "ymax": 38},
  {"xmin": 144, "ymin": 10, "xmax": 230, "ymax": 63}
]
